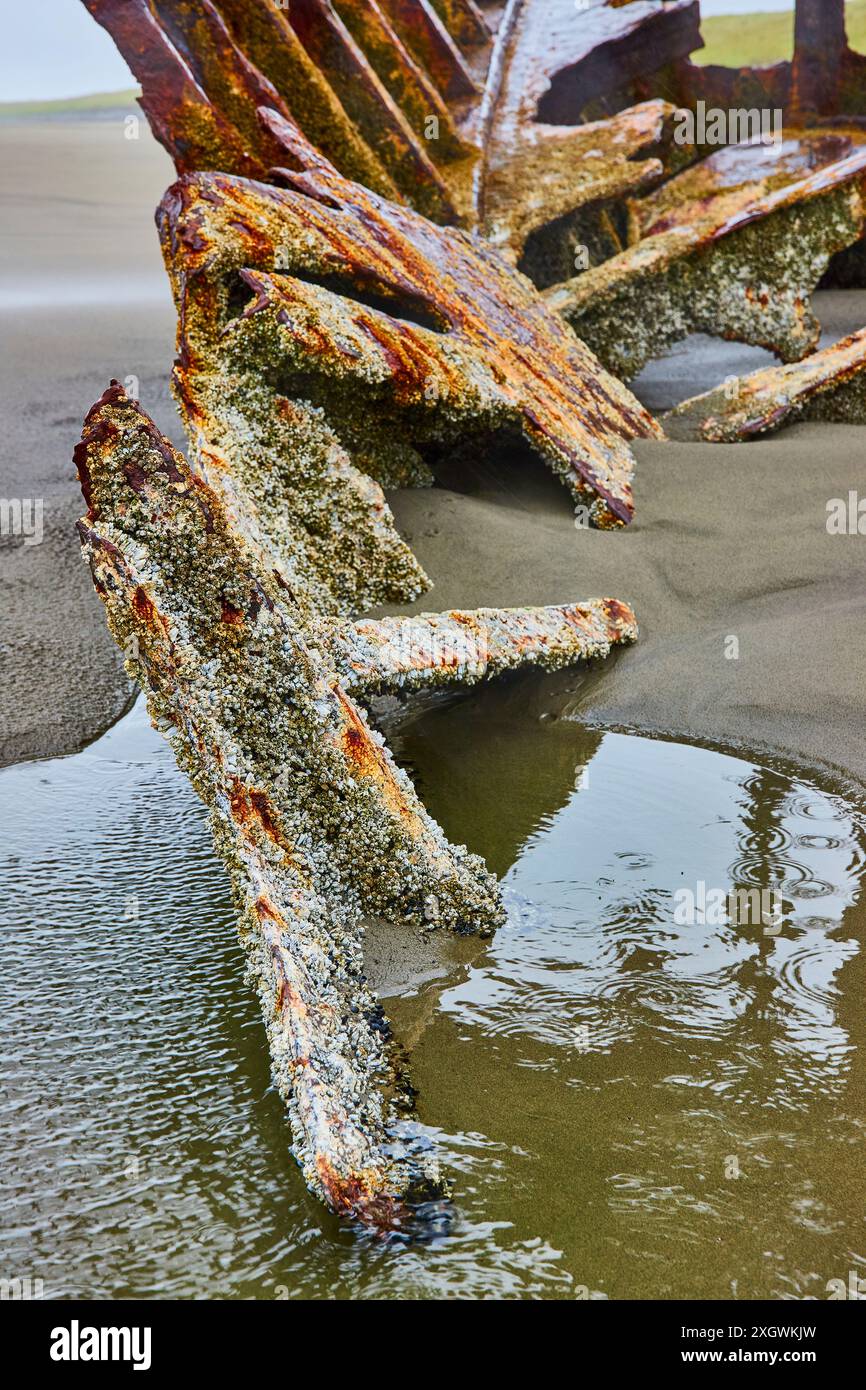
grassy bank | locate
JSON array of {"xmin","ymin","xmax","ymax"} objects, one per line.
[
  {"xmin": 697, "ymin": 0, "xmax": 866, "ymax": 68},
  {"xmin": 0, "ymin": 89, "xmax": 140, "ymax": 118}
]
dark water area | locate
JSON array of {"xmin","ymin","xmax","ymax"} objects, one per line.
[{"xmin": 1, "ymin": 671, "xmax": 865, "ymax": 1300}]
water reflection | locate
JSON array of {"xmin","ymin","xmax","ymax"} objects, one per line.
[{"xmin": 1, "ymin": 674, "xmax": 865, "ymax": 1299}]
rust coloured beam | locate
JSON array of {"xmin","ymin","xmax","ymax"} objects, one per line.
[
  {"xmin": 284, "ymin": 0, "xmax": 459, "ymax": 221},
  {"xmin": 330, "ymin": 0, "xmax": 468, "ymax": 161},
  {"xmin": 377, "ymin": 0, "xmax": 479, "ymax": 100},
  {"xmin": 81, "ymin": 0, "xmax": 704, "ymax": 261},
  {"xmin": 81, "ymin": 0, "xmax": 266, "ymax": 178},
  {"xmin": 161, "ymin": 113, "xmax": 661, "ymax": 534},
  {"xmin": 663, "ymin": 327, "xmax": 866, "ymax": 442},
  {"xmin": 547, "ymin": 130, "xmax": 866, "ymax": 379},
  {"xmin": 82, "ymin": 0, "xmax": 396, "ymax": 194},
  {"xmin": 75, "ymin": 382, "xmax": 639, "ymax": 1221},
  {"xmin": 427, "ymin": 0, "xmax": 491, "ymax": 51},
  {"xmin": 215, "ymin": 0, "xmax": 398, "ymax": 195},
  {"xmin": 790, "ymin": 0, "xmax": 848, "ymax": 122}
]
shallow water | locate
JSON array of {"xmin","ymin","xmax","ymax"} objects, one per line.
[{"xmin": 1, "ymin": 672, "xmax": 865, "ymax": 1300}]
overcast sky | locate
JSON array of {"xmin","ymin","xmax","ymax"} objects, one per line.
[{"xmin": 0, "ymin": 0, "xmax": 803, "ymax": 103}]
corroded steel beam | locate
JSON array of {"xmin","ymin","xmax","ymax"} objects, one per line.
[
  {"xmin": 790, "ymin": 0, "xmax": 848, "ymax": 122},
  {"xmin": 81, "ymin": 0, "xmax": 268, "ymax": 179},
  {"xmin": 215, "ymin": 0, "xmax": 398, "ymax": 196},
  {"xmin": 329, "ymin": 0, "xmax": 468, "ymax": 160},
  {"xmin": 663, "ymin": 327, "xmax": 866, "ymax": 442},
  {"xmin": 481, "ymin": 98, "xmax": 680, "ymax": 268},
  {"xmin": 283, "ymin": 0, "xmax": 459, "ymax": 221},
  {"xmin": 75, "ymin": 382, "xmax": 638, "ymax": 1221},
  {"xmin": 160, "ymin": 114, "xmax": 661, "ymax": 534},
  {"xmin": 377, "ymin": 0, "xmax": 479, "ymax": 100},
  {"xmin": 74, "ymin": 383, "xmax": 496, "ymax": 1222},
  {"xmin": 81, "ymin": 0, "xmax": 395, "ymax": 194},
  {"xmin": 547, "ymin": 131, "xmax": 866, "ymax": 378},
  {"xmin": 485, "ymin": 0, "xmax": 701, "ymax": 130},
  {"xmin": 327, "ymin": 599, "xmax": 638, "ymax": 696},
  {"xmin": 428, "ymin": 0, "xmax": 490, "ymax": 51}
]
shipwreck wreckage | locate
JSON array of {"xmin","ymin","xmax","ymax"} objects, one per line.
[{"xmin": 73, "ymin": 0, "xmax": 866, "ymax": 1225}]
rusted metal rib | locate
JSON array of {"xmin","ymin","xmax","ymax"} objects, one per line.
[
  {"xmin": 377, "ymin": 0, "xmax": 479, "ymax": 100},
  {"xmin": 80, "ymin": 0, "xmax": 703, "ymax": 258},
  {"xmin": 81, "ymin": 0, "xmax": 268, "ymax": 178},
  {"xmin": 427, "ymin": 0, "xmax": 491, "ymax": 51},
  {"xmin": 327, "ymin": 599, "xmax": 638, "ymax": 696},
  {"xmin": 285, "ymin": 0, "xmax": 459, "ymax": 221},
  {"xmin": 74, "ymin": 383, "xmax": 500, "ymax": 1223},
  {"xmin": 75, "ymin": 382, "xmax": 639, "ymax": 1222},
  {"xmin": 663, "ymin": 327, "xmax": 866, "ymax": 442},
  {"xmin": 160, "ymin": 118, "xmax": 661, "ymax": 531},
  {"xmin": 330, "ymin": 0, "xmax": 468, "ymax": 161},
  {"xmin": 547, "ymin": 131, "xmax": 866, "ymax": 379},
  {"xmin": 215, "ymin": 0, "xmax": 399, "ymax": 196}
]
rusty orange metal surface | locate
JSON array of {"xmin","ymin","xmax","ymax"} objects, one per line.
[
  {"xmin": 80, "ymin": 0, "xmax": 702, "ymax": 247},
  {"xmin": 75, "ymin": 380, "xmax": 640, "ymax": 1223},
  {"xmin": 160, "ymin": 114, "xmax": 661, "ymax": 528},
  {"xmin": 664, "ymin": 326, "xmax": 866, "ymax": 442}
]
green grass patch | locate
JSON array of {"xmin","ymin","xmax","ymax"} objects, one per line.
[
  {"xmin": 0, "ymin": 88, "xmax": 141, "ymax": 117},
  {"xmin": 697, "ymin": 1, "xmax": 866, "ymax": 69}
]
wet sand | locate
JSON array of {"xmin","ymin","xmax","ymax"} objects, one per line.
[{"xmin": 3, "ymin": 117, "xmax": 866, "ymax": 792}]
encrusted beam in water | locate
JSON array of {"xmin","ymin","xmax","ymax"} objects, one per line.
[
  {"xmin": 663, "ymin": 327, "xmax": 866, "ymax": 442},
  {"xmin": 160, "ymin": 115, "xmax": 661, "ymax": 535},
  {"xmin": 547, "ymin": 131, "xmax": 866, "ymax": 379},
  {"xmin": 75, "ymin": 383, "xmax": 638, "ymax": 1222}
]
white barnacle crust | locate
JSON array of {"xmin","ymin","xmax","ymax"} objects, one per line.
[{"xmin": 76, "ymin": 381, "xmax": 637, "ymax": 1224}]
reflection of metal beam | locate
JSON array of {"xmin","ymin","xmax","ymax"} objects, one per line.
[
  {"xmin": 75, "ymin": 382, "xmax": 638, "ymax": 1224},
  {"xmin": 327, "ymin": 599, "xmax": 638, "ymax": 696},
  {"xmin": 664, "ymin": 328, "xmax": 866, "ymax": 443}
]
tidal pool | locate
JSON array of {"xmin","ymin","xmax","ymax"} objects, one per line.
[{"xmin": 1, "ymin": 671, "xmax": 865, "ymax": 1300}]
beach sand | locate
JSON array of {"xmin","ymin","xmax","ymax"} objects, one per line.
[{"xmin": 3, "ymin": 116, "xmax": 866, "ymax": 796}]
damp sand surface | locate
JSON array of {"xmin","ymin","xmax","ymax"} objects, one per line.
[{"xmin": 1, "ymin": 688, "xmax": 865, "ymax": 1300}]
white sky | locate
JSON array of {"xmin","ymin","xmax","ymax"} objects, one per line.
[
  {"xmin": 0, "ymin": 0, "xmax": 135, "ymax": 103},
  {"xmin": 0, "ymin": 0, "xmax": 816, "ymax": 104}
]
